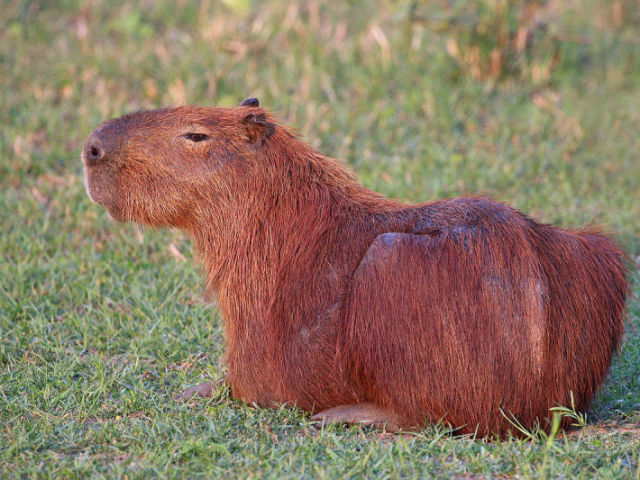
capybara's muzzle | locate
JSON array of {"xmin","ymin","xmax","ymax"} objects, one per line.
[{"xmin": 82, "ymin": 119, "xmax": 126, "ymax": 167}]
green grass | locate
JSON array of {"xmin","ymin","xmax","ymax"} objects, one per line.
[{"xmin": 1, "ymin": 0, "xmax": 639, "ymax": 477}]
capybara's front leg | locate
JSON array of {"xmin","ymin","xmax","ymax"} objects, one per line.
[
  {"xmin": 311, "ymin": 403, "xmax": 405, "ymax": 432},
  {"xmin": 177, "ymin": 377, "xmax": 225, "ymax": 401}
]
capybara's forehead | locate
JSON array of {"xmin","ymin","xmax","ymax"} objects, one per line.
[{"xmin": 98, "ymin": 105, "xmax": 252, "ymax": 132}]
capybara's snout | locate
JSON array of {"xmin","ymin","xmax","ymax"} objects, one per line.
[
  {"xmin": 82, "ymin": 120, "xmax": 124, "ymax": 167},
  {"xmin": 82, "ymin": 118, "xmax": 131, "ymax": 213},
  {"xmin": 83, "ymin": 135, "xmax": 106, "ymax": 166}
]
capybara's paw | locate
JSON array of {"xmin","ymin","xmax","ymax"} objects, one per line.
[
  {"xmin": 311, "ymin": 403, "xmax": 404, "ymax": 432},
  {"xmin": 177, "ymin": 381, "xmax": 217, "ymax": 401}
]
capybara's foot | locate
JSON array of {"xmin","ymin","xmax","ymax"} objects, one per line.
[
  {"xmin": 177, "ymin": 380, "xmax": 222, "ymax": 401},
  {"xmin": 311, "ymin": 403, "xmax": 404, "ymax": 432}
]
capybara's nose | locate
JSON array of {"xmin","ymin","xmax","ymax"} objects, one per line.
[{"xmin": 83, "ymin": 135, "xmax": 107, "ymax": 166}]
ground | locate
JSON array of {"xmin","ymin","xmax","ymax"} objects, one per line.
[{"xmin": 1, "ymin": 1, "xmax": 639, "ymax": 478}]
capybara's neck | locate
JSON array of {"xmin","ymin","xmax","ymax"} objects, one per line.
[{"xmin": 189, "ymin": 132, "xmax": 400, "ymax": 297}]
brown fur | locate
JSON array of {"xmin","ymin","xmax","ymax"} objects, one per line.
[{"xmin": 82, "ymin": 102, "xmax": 629, "ymax": 437}]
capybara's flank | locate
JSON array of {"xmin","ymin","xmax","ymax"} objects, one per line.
[{"xmin": 82, "ymin": 99, "xmax": 629, "ymax": 437}]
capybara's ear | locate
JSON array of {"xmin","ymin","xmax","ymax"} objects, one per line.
[
  {"xmin": 241, "ymin": 97, "xmax": 259, "ymax": 107},
  {"xmin": 242, "ymin": 112, "xmax": 275, "ymax": 145}
]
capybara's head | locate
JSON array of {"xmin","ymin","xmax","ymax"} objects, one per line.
[{"xmin": 82, "ymin": 101, "xmax": 275, "ymax": 226}]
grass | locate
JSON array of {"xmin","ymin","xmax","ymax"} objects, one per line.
[{"xmin": 1, "ymin": 0, "xmax": 639, "ymax": 477}]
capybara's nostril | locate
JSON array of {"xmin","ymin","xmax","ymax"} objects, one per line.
[{"xmin": 85, "ymin": 141, "xmax": 104, "ymax": 165}]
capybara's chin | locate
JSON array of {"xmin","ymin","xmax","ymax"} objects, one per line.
[
  {"xmin": 103, "ymin": 203, "xmax": 127, "ymax": 222},
  {"xmin": 83, "ymin": 169, "xmax": 126, "ymax": 221}
]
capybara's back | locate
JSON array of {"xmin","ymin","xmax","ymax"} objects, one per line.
[{"xmin": 82, "ymin": 102, "xmax": 630, "ymax": 437}]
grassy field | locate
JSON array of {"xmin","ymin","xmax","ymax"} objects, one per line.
[{"xmin": 1, "ymin": 0, "xmax": 640, "ymax": 477}]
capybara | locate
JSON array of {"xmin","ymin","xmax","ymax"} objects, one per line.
[{"xmin": 82, "ymin": 98, "xmax": 629, "ymax": 437}]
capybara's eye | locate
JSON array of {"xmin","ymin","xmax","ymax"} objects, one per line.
[{"xmin": 183, "ymin": 133, "xmax": 209, "ymax": 142}]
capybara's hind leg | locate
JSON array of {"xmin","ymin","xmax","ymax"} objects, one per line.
[{"xmin": 311, "ymin": 403, "xmax": 404, "ymax": 432}]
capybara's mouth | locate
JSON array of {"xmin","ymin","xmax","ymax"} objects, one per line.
[
  {"xmin": 82, "ymin": 169, "xmax": 96, "ymax": 204},
  {"xmin": 82, "ymin": 160, "xmax": 124, "ymax": 220}
]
